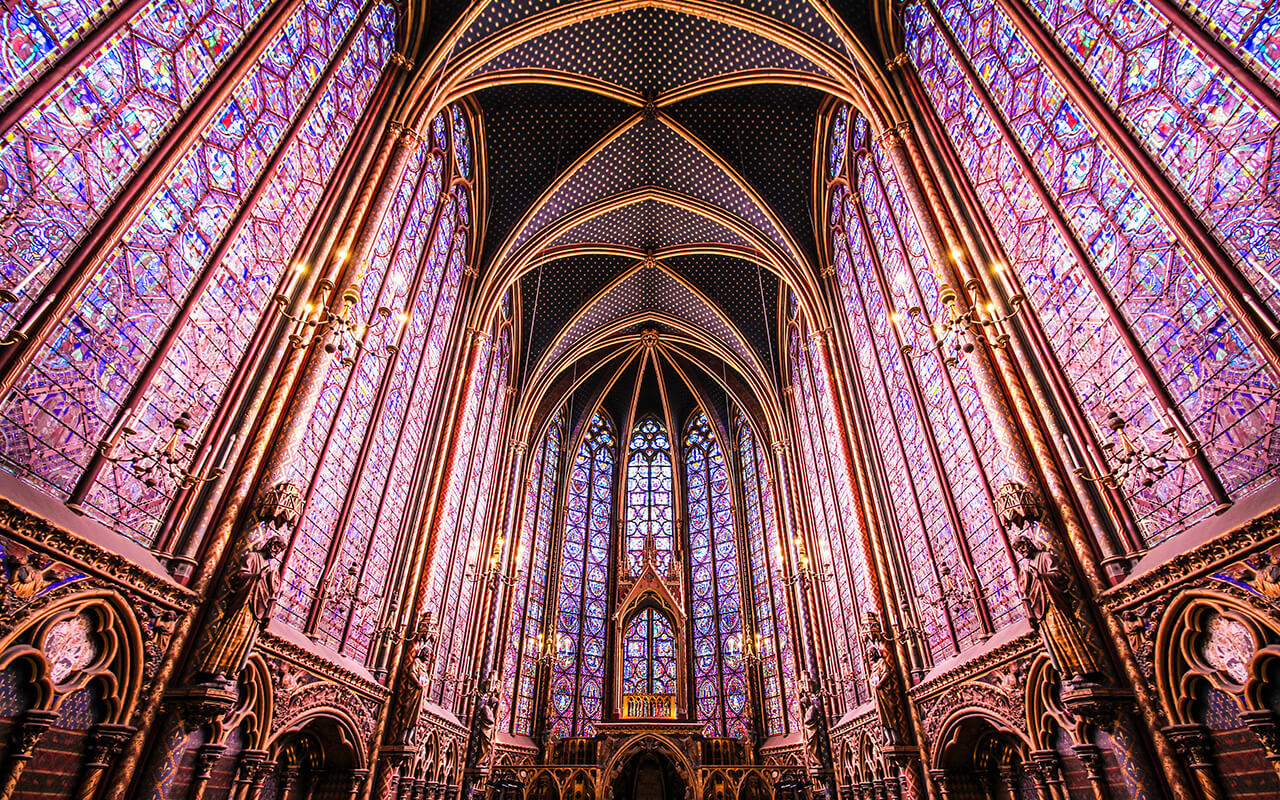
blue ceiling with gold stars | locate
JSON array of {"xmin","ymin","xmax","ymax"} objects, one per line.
[{"xmin": 416, "ymin": 0, "xmax": 872, "ymax": 395}]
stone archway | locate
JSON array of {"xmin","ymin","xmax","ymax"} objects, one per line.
[
  {"xmin": 933, "ymin": 714, "xmax": 1033, "ymax": 800},
  {"xmin": 613, "ymin": 749, "xmax": 686, "ymax": 800}
]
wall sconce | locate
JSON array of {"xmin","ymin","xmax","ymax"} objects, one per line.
[
  {"xmin": 531, "ymin": 631, "xmax": 566, "ymax": 667},
  {"xmin": 1062, "ymin": 401, "xmax": 1198, "ymax": 489},
  {"xmin": 815, "ymin": 655, "xmax": 859, "ymax": 699},
  {"xmin": 922, "ymin": 563, "xmax": 979, "ymax": 619},
  {"xmin": 98, "ymin": 408, "xmax": 232, "ymax": 491},
  {"xmin": 742, "ymin": 632, "xmax": 768, "ymax": 667},
  {"xmin": 890, "ymin": 262, "xmax": 1028, "ymax": 365},
  {"xmin": 466, "ymin": 535, "xmax": 514, "ymax": 589},
  {"xmin": 0, "ymin": 282, "xmax": 54, "ymax": 346},
  {"xmin": 332, "ymin": 564, "xmax": 378, "ymax": 614},
  {"xmin": 774, "ymin": 535, "xmax": 832, "ymax": 591},
  {"xmin": 272, "ymin": 263, "xmax": 408, "ymax": 366}
]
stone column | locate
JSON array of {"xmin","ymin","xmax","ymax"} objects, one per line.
[
  {"xmin": 280, "ymin": 764, "xmax": 303, "ymax": 800},
  {"xmin": 231, "ymin": 749, "xmax": 269, "ymax": 800},
  {"xmin": 0, "ymin": 709, "xmax": 59, "ymax": 800},
  {"xmin": 1025, "ymin": 751, "xmax": 1064, "ymax": 800},
  {"xmin": 347, "ymin": 768, "xmax": 370, "ymax": 800},
  {"xmin": 926, "ymin": 770, "xmax": 952, "ymax": 800},
  {"xmin": 187, "ymin": 742, "xmax": 228, "ymax": 800},
  {"xmin": 74, "ymin": 723, "xmax": 136, "ymax": 800},
  {"xmin": 1070, "ymin": 745, "xmax": 1113, "ymax": 800},
  {"xmin": 995, "ymin": 766, "xmax": 1019, "ymax": 800},
  {"xmin": 1162, "ymin": 725, "xmax": 1225, "ymax": 800}
]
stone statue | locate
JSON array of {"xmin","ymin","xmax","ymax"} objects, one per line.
[
  {"xmin": 866, "ymin": 640, "xmax": 899, "ymax": 747},
  {"xmin": 475, "ymin": 684, "xmax": 500, "ymax": 762},
  {"xmin": 394, "ymin": 638, "xmax": 431, "ymax": 745},
  {"xmin": 194, "ymin": 536, "xmax": 286, "ymax": 683},
  {"xmin": 798, "ymin": 681, "xmax": 822, "ymax": 764},
  {"xmin": 1012, "ymin": 535, "xmax": 1101, "ymax": 686}
]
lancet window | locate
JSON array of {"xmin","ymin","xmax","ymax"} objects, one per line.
[
  {"xmin": 737, "ymin": 411, "xmax": 799, "ymax": 734},
  {"xmin": 826, "ymin": 105, "xmax": 1021, "ymax": 662},
  {"xmin": 787, "ymin": 306, "xmax": 873, "ymax": 711},
  {"xmin": 626, "ymin": 417, "xmax": 675, "ymax": 574},
  {"xmin": 422, "ymin": 308, "xmax": 511, "ymax": 710},
  {"xmin": 549, "ymin": 411, "xmax": 616, "ymax": 739},
  {"xmin": 501, "ymin": 410, "xmax": 563, "ymax": 735},
  {"xmin": 272, "ymin": 107, "xmax": 474, "ymax": 670},
  {"xmin": 901, "ymin": 0, "xmax": 1280, "ymax": 543},
  {"xmin": 0, "ymin": 0, "xmax": 398, "ymax": 546},
  {"xmin": 684, "ymin": 411, "xmax": 749, "ymax": 738}
]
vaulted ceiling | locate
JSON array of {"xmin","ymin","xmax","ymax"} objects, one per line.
[{"xmin": 401, "ymin": 0, "xmax": 889, "ymax": 430}]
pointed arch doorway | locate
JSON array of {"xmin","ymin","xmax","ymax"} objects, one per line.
[{"xmin": 614, "ymin": 750, "xmax": 685, "ymax": 800}]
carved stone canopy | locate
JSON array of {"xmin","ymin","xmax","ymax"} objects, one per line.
[
  {"xmin": 254, "ymin": 482, "xmax": 304, "ymax": 530},
  {"xmin": 995, "ymin": 482, "xmax": 1042, "ymax": 530}
]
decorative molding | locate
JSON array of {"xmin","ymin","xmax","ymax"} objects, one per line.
[
  {"xmin": 271, "ymin": 677, "xmax": 381, "ymax": 744},
  {"xmin": 907, "ymin": 631, "xmax": 1038, "ymax": 703},
  {"xmin": 1103, "ymin": 507, "xmax": 1280, "ymax": 610},
  {"xmin": 258, "ymin": 631, "xmax": 389, "ymax": 700},
  {"xmin": 916, "ymin": 678, "xmax": 1028, "ymax": 744},
  {"xmin": 0, "ymin": 499, "xmax": 196, "ymax": 608}
]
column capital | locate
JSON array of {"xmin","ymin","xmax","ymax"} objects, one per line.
[
  {"xmin": 193, "ymin": 742, "xmax": 228, "ymax": 781},
  {"xmin": 1162, "ymin": 723, "xmax": 1214, "ymax": 768},
  {"xmin": 10, "ymin": 709, "xmax": 59, "ymax": 758},
  {"xmin": 1070, "ymin": 743, "xmax": 1108, "ymax": 780},
  {"xmin": 84, "ymin": 723, "xmax": 136, "ymax": 768}
]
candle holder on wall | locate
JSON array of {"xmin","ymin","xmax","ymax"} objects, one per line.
[
  {"xmin": 97, "ymin": 408, "xmax": 233, "ymax": 491},
  {"xmin": 271, "ymin": 261, "xmax": 408, "ymax": 367},
  {"xmin": 890, "ymin": 262, "xmax": 1029, "ymax": 366},
  {"xmin": 1062, "ymin": 399, "xmax": 1199, "ymax": 490}
]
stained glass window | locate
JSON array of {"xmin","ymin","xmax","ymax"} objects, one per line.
[
  {"xmin": 622, "ymin": 608, "xmax": 677, "ymax": 699},
  {"xmin": 825, "ymin": 106, "xmax": 1022, "ymax": 660},
  {"xmin": 0, "ymin": 0, "xmax": 398, "ymax": 545},
  {"xmin": 787, "ymin": 315, "xmax": 872, "ymax": 710},
  {"xmin": 1, "ymin": 0, "xmax": 281, "ymax": 328},
  {"xmin": 273, "ymin": 107, "xmax": 472, "ymax": 670},
  {"xmin": 424, "ymin": 320, "xmax": 511, "ymax": 709},
  {"xmin": 684, "ymin": 411, "xmax": 749, "ymax": 739},
  {"xmin": 549, "ymin": 412, "xmax": 615, "ymax": 739},
  {"xmin": 625, "ymin": 417, "xmax": 675, "ymax": 573},
  {"xmin": 737, "ymin": 411, "xmax": 798, "ymax": 734},
  {"xmin": 903, "ymin": 0, "xmax": 1280, "ymax": 543},
  {"xmin": 502, "ymin": 411, "xmax": 563, "ymax": 735}
]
